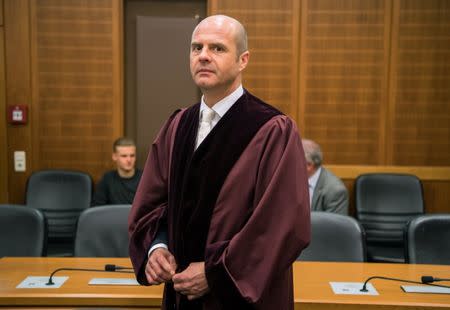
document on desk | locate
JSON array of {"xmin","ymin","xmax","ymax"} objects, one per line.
[
  {"xmin": 16, "ymin": 276, "xmax": 68, "ymax": 289},
  {"xmin": 401, "ymin": 285, "xmax": 450, "ymax": 294},
  {"xmin": 330, "ymin": 282, "xmax": 379, "ymax": 295},
  {"xmin": 89, "ymin": 278, "xmax": 140, "ymax": 286}
]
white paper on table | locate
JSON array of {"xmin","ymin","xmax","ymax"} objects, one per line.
[
  {"xmin": 16, "ymin": 276, "xmax": 68, "ymax": 289},
  {"xmin": 89, "ymin": 278, "xmax": 140, "ymax": 286},
  {"xmin": 401, "ymin": 285, "xmax": 450, "ymax": 294},
  {"xmin": 330, "ymin": 282, "xmax": 379, "ymax": 295}
]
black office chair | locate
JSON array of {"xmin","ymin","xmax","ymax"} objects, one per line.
[
  {"xmin": 0, "ymin": 204, "xmax": 47, "ymax": 257},
  {"xmin": 355, "ymin": 173, "xmax": 424, "ymax": 263},
  {"xmin": 26, "ymin": 169, "xmax": 92, "ymax": 256},
  {"xmin": 297, "ymin": 212, "xmax": 366, "ymax": 262},
  {"xmin": 74, "ymin": 204, "xmax": 131, "ymax": 257},
  {"xmin": 405, "ymin": 214, "xmax": 450, "ymax": 265}
]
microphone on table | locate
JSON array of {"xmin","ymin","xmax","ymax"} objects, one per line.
[
  {"xmin": 46, "ymin": 265, "xmax": 134, "ymax": 286},
  {"xmin": 421, "ymin": 276, "xmax": 450, "ymax": 284},
  {"xmin": 104, "ymin": 264, "xmax": 134, "ymax": 272},
  {"xmin": 360, "ymin": 276, "xmax": 450, "ymax": 292}
]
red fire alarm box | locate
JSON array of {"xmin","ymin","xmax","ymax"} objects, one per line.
[{"xmin": 7, "ymin": 105, "xmax": 28, "ymax": 124}]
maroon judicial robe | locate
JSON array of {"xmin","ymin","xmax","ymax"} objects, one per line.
[{"xmin": 129, "ymin": 91, "xmax": 310, "ymax": 310}]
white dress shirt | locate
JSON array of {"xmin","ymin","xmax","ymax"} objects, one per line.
[
  {"xmin": 308, "ymin": 167, "xmax": 322, "ymax": 207},
  {"xmin": 195, "ymin": 85, "xmax": 244, "ymax": 148}
]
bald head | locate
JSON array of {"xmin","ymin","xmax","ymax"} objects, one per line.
[
  {"xmin": 193, "ymin": 15, "xmax": 248, "ymax": 58},
  {"xmin": 302, "ymin": 139, "xmax": 323, "ymax": 168}
]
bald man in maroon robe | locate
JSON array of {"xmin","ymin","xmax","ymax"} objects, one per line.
[{"xmin": 128, "ymin": 14, "xmax": 310, "ymax": 310}]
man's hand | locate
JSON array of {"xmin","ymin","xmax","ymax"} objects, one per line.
[
  {"xmin": 172, "ymin": 262, "xmax": 210, "ymax": 300},
  {"xmin": 145, "ymin": 248, "xmax": 177, "ymax": 285}
]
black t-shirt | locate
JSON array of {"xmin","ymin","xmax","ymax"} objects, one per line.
[{"xmin": 91, "ymin": 169, "xmax": 143, "ymax": 206}]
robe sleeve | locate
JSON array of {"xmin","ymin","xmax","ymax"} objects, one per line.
[
  {"xmin": 204, "ymin": 115, "xmax": 311, "ymax": 304},
  {"xmin": 128, "ymin": 110, "xmax": 181, "ymax": 285}
]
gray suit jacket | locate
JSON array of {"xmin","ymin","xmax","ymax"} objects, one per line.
[{"xmin": 311, "ymin": 167, "xmax": 349, "ymax": 215}]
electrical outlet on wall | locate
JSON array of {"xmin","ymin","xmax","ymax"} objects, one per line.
[{"xmin": 14, "ymin": 151, "xmax": 26, "ymax": 172}]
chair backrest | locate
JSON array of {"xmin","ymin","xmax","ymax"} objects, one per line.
[
  {"xmin": 405, "ymin": 214, "xmax": 450, "ymax": 265},
  {"xmin": 355, "ymin": 173, "xmax": 424, "ymax": 245},
  {"xmin": 26, "ymin": 169, "xmax": 92, "ymax": 240},
  {"xmin": 297, "ymin": 212, "xmax": 366, "ymax": 262},
  {"xmin": 0, "ymin": 204, "xmax": 47, "ymax": 257},
  {"xmin": 74, "ymin": 204, "xmax": 131, "ymax": 257}
]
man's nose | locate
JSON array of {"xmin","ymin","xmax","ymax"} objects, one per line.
[{"xmin": 198, "ymin": 48, "xmax": 211, "ymax": 61}]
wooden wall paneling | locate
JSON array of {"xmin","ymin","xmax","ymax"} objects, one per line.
[
  {"xmin": 111, "ymin": 0, "xmax": 123, "ymax": 141},
  {"xmin": 207, "ymin": 0, "xmax": 216, "ymax": 14},
  {"xmin": 208, "ymin": 0, "xmax": 300, "ymax": 122},
  {"xmin": 380, "ymin": 0, "xmax": 394, "ymax": 164},
  {"xmin": 0, "ymin": 25, "xmax": 8, "ymax": 203},
  {"xmin": 300, "ymin": 0, "xmax": 390, "ymax": 165},
  {"xmin": 30, "ymin": 0, "xmax": 123, "ymax": 184},
  {"xmin": 385, "ymin": 0, "xmax": 399, "ymax": 164},
  {"xmin": 328, "ymin": 164, "xmax": 450, "ymax": 180},
  {"xmin": 291, "ymin": 0, "xmax": 301, "ymax": 123},
  {"xmin": 422, "ymin": 181, "xmax": 450, "ymax": 214},
  {"xmin": 0, "ymin": 0, "xmax": 3, "ymax": 200},
  {"xmin": 0, "ymin": 0, "xmax": 3, "ymax": 26},
  {"xmin": 30, "ymin": 0, "xmax": 38, "ymax": 172},
  {"xmin": 298, "ymin": 0, "xmax": 307, "ymax": 134},
  {"xmin": 390, "ymin": 0, "xmax": 450, "ymax": 166},
  {"xmin": 4, "ymin": 0, "xmax": 33, "ymax": 203}
]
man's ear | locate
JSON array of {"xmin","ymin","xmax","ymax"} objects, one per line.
[
  {"xmin": 239, "ymin": 51, "xmax": 250, "ymax": 71},
  {"xmin": 112, "ymin": 152, "xmax": 117, "ymax": 162}
]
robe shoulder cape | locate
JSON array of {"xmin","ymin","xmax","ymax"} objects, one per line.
[{"xmin": 129, "ymin": 93, "xmax": 310, "ymax": 310}]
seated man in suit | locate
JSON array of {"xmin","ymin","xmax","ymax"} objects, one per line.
[
  {"xmin": 302, "ymin": 139, "xmax": 349, "ymax": 215},
  {"xmin": 92, "ymin": 137, "xmax": 142, "ymax": 206}
]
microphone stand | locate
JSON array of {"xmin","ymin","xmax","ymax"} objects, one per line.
[
  {"xmin": 360, "ymin": 276, "xmax": 450, "ymax": 292},
  {"xmin": 46, "ymin": 267, "xmax": 134, "ymax": 285}
]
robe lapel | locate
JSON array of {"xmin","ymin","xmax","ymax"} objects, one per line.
[{"xmin": 311, "ymin": 189, "xmax": 322, "ymax": 211}]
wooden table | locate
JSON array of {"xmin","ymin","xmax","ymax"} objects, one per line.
[
  {"xmin": 293, "ymin": 261, "xmax": 450, "ymax": 309},
  {"xmin": 0, "ymin": 257, "xmax": 449, "ymax": 309},
  {"xmin": 0, "ymin": 257, "xmax": 162, "ymax": 309}
]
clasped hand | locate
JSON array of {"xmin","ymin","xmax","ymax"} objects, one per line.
[{"xmin": 145, "ymin": 248, "xmax": 210, "ymax": 300}]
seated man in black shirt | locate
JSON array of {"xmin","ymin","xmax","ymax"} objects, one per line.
[{"xmin": 92, "ymin": 137, "xmax": 143, "ymax": 206}]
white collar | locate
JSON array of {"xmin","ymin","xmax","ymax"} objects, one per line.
[
  {"xmin": 199, "ymin": 85, "xmax": 244, "ymax": 117},
  {"xmin": 309, "ymin": 166, "xmax": 322, "ymax": 190}
]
